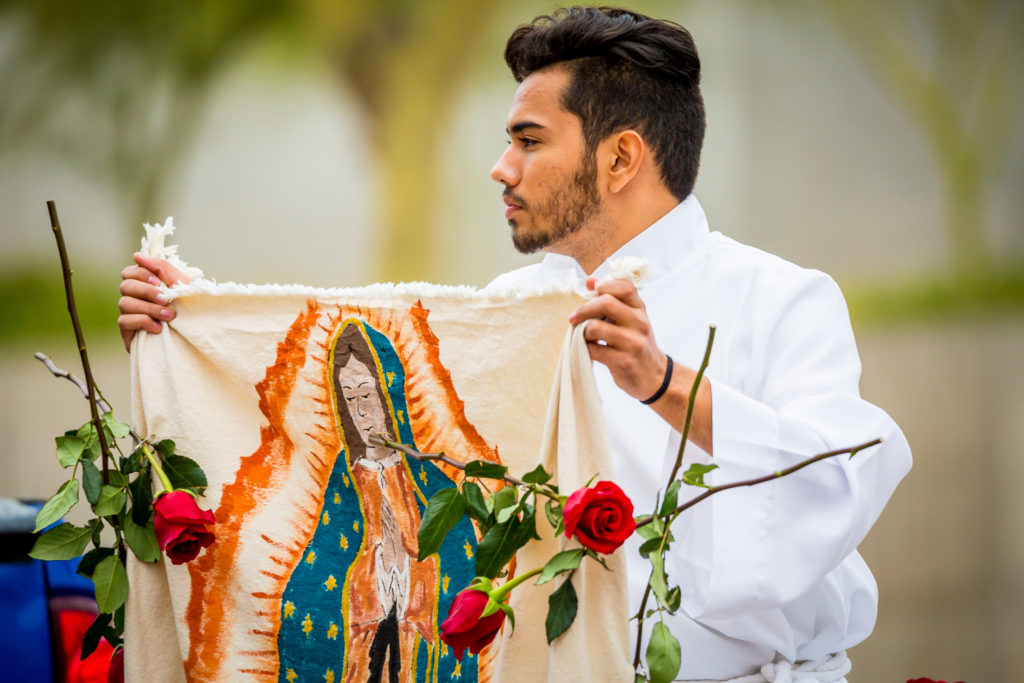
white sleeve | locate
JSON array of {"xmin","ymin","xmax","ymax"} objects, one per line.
[{"xmin": 668, "ymin": 272, "xmax": 911, "ymax": 634}]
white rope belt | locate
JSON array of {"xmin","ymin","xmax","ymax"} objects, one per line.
[{"xmin": 683, "ymin": 651, "xmax": 850, "ymax": 683}]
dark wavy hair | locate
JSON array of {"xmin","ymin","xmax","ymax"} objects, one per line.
[{"xmin": 504, "ymin": 6, "xmax": 705, "ymax": 200}]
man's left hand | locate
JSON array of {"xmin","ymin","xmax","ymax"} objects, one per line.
[
  {"xmin": 569, "ymin": 275, "xmax": 713, "ymax": 454},
  {"xmin": 569, "ymin": 276, "xmax": 668, "ymax": 400}
]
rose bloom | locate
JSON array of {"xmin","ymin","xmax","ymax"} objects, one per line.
[
  {"xmin": 907, "ymin": 679, "xmax": 965, "ymax": 683},
  {"xmin": 563, "ymin": 480, "xmax": 636, "ymax": 554},
  {"xmin": 152, "ymin": 490, "xmax": 216, "ymax": 565},
  {"xmin": 440, "ymin": 589, "xmax": 506, "ymax": 661}
]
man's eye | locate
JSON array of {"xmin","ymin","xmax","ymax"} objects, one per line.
[{"xmin": 520, "ymin": 137, "xmax": 537, "ymax": 148}]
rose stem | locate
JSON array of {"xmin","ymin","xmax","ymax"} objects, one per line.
[{"xmin": 46, "ymin": 200, "xmax": 112, "ymax": 484}]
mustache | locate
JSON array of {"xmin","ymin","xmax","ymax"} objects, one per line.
[{"xmin": 502, "ymin": 189, "xmax": 527, "ymax": 209}]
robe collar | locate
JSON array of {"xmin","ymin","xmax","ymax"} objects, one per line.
[{"xmin": 534, "ymin": 194, "xmax": 710, "ymax": 285}]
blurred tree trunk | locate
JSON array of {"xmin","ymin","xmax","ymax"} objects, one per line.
[
  {"xmin": 302, "ymin": 0, "xmax": 502, "ymax": 283},
  {"xmin": 817, "ymin": 0, "xmax": 1023, "ymax": 279}
]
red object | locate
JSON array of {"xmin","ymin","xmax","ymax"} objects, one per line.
[
  {"xmin": 106, "ymin": 647, "xmax": 124, "ymax": 683},
  {"xmin": 563, "ymin": 480, "xmax": 636, "ymax": 554},
  {"xmin": 440, "ymin": 589, "xmax": 506, "ymax": 661},
  {"xmin": 54, "ymin": 609, "xmax": 113, "ymax": 683},
  {"xmin": 152, "ymin": 490, "xmax": 216, "ymax": 564},
  {"xmin": 907, "ymin": 679, "xmax": 966, "ymax": 683}
]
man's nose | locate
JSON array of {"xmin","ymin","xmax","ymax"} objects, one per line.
[{"xmin": 490, "ymin": 148, "xmax": 520, "ymax": 187}]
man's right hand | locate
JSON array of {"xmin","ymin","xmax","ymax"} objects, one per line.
[{"xmin": 118, "ymin": 253, "xmax": 192, "ymax": 351}]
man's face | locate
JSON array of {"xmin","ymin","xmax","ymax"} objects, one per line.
[{"xmin": 490, "ymin": 67, "xmax": 602, "ymax": 255}]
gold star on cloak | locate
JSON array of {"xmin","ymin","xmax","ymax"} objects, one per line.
[
  {"xmin": 322, "ymin": 511, "xmax": 330, "ymax": 525},
  {"xmin": 324, "ymin": 575, "xmax": 337, "ymax": 591},
  {"xmin": 283, "ymin": 601, "xmax": 296, "ymax": 619},
  {"xmin": 324, "ymin": 669, "xmax": 335, "ymax": 683},
  {"xmin": 327, "ymin": 622, "xmax": 339, "ymax": 640},
  {"xmin": 463, "ymin": 540, "xmax": 473, "ymax": 559},
  {"xmin": 453, "ymin": 661, "xmax": 462, "ymax": 679},
  {"xmin": 302, "ymin": 613, "xmax": 313, "ymax": 637},
  {"xmin": 286, "ymin": 669, "xmax": 297, "ymax": 682}
]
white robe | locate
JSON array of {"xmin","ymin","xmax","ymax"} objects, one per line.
[{"xmin": 486, "ymin": 195, "xmax": 912, "ymax": 680}]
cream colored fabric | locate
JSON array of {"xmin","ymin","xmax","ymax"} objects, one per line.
[
  {"xmin": 125, "ymin": 281, "xmax": 632, "ymax": 682},
  {"xmin": 492, "ymin": 323, "xmax": 633, "ymax": 682}
]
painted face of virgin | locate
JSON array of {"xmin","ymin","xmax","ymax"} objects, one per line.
[
  {"xmin": 338, "ymin": 356, "xmax": 388, "ymax": 449},
  {"xmin": 490, "ymin": 67, "xmax": 602, "ymax": 255}
]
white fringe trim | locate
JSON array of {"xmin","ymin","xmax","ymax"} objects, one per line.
[
  {"xmin": 165, "ymin": 277, "xmax": 585, "ymax": 302},
  {"xmin": 139, "ymin": 218, "xmax": 205, "ymax": 281},
  {"xmin": 139, "ymin": 216, "xmax": 650, "ymax": 302}
]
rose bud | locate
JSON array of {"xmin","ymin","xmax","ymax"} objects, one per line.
[
  {"xmin": 107, "ymin": 647, "xmax": 125, "ymax": 683},
  {"xmin": 563, "ymin": 480, "xmax": 636, "ymax": 554},
  {"xmin": 440, "ymin": 589, "xmax": 506, "ymax": 661},
  {"xmin": 152, "ymin": 490, "xmax": 216, "ymax": 565}
]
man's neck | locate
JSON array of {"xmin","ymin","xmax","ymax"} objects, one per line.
[{"xmin": 555, "ymin": 190, "xmax": 680, "ymax": 274}]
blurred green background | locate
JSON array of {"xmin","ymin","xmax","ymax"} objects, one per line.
[{"xmin": 1, "ymin": 1, "xmax": 1022, "ymax": 680}]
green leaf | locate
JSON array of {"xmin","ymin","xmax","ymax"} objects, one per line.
[
  {"xmin": 544, "ymin": 498, "xmax": 562, "ymax": 530},
  {"xmin": 489, "ymin": 486, "xmax": 517, "ymax": 517},
  {"xmin": 636, "ymin": 515, "xmax": 663, "ymax": 541},
  {"xmin": 93, "ymin": 485, "xmax": 127, "ymax": 517},
  {"xmin": 638, "ymin": 537, "xmax": 662, "ymax": 559},
  {"xmin": 33, "ymin": 479, "xmax": 80, "ymax": 532},
  {"xmin": 153, "ymin": 439, "xmax": 176, "ymax": 458},
  {"xmin": 475, "ymin": 518, "xmax": 523, "ymax": 579},
  {"xmin": 81, "ymin": 459, "xmax": 103, "ymax": 505},
  {"xmin": 665, "ymin": 586, "xmax": 681, "ymax": 614},
  {"xmin": 461, "ymin": 482, "xmax": 490, "ymax": 525},
  {"xmin": 89, "ymin": 519, "xmax": 104, "ymax": 548},
  {"xmin": 163, "ymin": 454, "xmax": 208, "ymax": 492},
  {"xmin": 682, "ymin": 462, "xmax": 718, "ymax": 488},
  {"xmin": 123, "ymin": 515, "xmax": 161, "ymax": 562},
  {"xmin": 56, "ymin": 435, "xmax": 86, "ymax": 468},
  {"xmin": 77, "ymin": 421, "xmax": 101, "ymax": 462},
  {"xmin": 114, "ymin": 604, "xmax": 125, "ymax": 635},
  {"xmin": 29, "ymin": 522, "xmax": 91, "ymax": 560},
  {"xmin": 77, "ymin": 546, "xmax": 115, "ymax": 578},
  {"xmin": 129, "ymin": 470, "xmax": 154, "ymax": 525},
  {"xmin": 416, "ymin": 488, "xmax": 465, "ymax": 561},
  {"xmin": 464, "ymin": 460, "xmax": 508, "ymax": 480},
  {"xmin": 101, "ymin": 412, "xmax": 131, "ymax": 439},
  {"xmin": 123, "ymin": 445, "xmax": 146, "ymax": 474},
  {"xmin": 80, "ymin": 612, "xmax": 112, "ymax": 659},
  {"xmin": 536, "ymin": 548, "xmax": 584, "ymax": 585},
  {"xmin": 650, "ymin": 553, "xmax": 670, "ymax": 609},
  {"xmin": 92, "ymin": 555, "xmax": 129, "ymax": 613},
  {"xmin": 544, "ymin": 577, "xmax": 578, "ymax": 643},
  {"xmin": 496, "ymin": 502, "xmax": 520, "ymax": 525},
  {"xmin": 521, "ymin": 463, "xmax": 553, "ymax": 485},
  {"xmin": 645, "ymin": 622, "xmax": 681, "ymax": 683},
  {"xmin": 660, "ymin": 480, "xmax": 682, "ymax": 517}
]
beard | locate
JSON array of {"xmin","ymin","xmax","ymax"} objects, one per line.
[{"xmin": 507, "ymin": 152, "xmax": 601, "ymax": 254}]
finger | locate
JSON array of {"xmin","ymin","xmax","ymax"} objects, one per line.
[
  {"xmin": 121, "ymin": 264, "xmax": 160, "ymax": 285},
  {"xmin": 580, "ymin": 318, "xmax": 642, "ymax": 352},
  {"xmin": 592, "ymin": 278, "xmax": 644, "ymax": 308},
  {"xmin": 571, "ymin": 294, "xmax": 646, "ymax": 328},
  {"xmin": 118, "ymin": 313, "xmax": 163, "ymax": 350},
  {"xmin": 133, "ymin": 253, "xmax": 190, "ymax": 286},
  {"xmin": 119, "ymin": 278, "xmax": 171, "ymax": 306},
  {"xmin": 118, "ymin": 294, "xmax": 175, "ymax": 323}
]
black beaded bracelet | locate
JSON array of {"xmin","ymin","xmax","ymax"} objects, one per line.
[{"xmin": 640, "ymin": 354, "xmax": 673, "ymax": 405}]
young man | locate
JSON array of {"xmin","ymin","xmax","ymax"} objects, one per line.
[{"xmin": 119, "ymin": 7, "xmax": 910, "ymax": 680}]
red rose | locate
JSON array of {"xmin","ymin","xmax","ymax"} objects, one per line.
[
  {"xmin": 907, "ymin": 679, "xmax": 965, "ymax": 683},
  {"xmin": 440, "ymin": 589, "xmax": 506, "ymax": 661},
  {"xmin": 563, "ymin": 480, "xmax": 636, "ymax": 554},
  {"xmin": 152, "ymin": 490, "xmax": 215, "ymax": 565},
  {"xmin": 108, "ymin": 647, "xmax": 125, "ymax": 683}
]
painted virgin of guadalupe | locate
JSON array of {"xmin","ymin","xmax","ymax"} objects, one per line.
[{"xmin": 277, "ymin": 319, "xmax": 482, "ymax": 683}]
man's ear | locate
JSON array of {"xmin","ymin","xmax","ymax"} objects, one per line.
[{"xmin": 601, "ymin": 130, "xmax": 645, "ymax": 194}]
